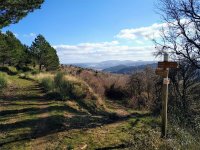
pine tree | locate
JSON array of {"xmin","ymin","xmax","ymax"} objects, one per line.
[
  {"xmin": 0, "ymin": 0, "xmax": 44, "ymax": 28},
  {"xmin": 0, "ymin": 31, "xmax": 32, "ymax": 67},
  {"xmin": 30, "ymin": 35, "xmax": 59, "ymax": 71},
  {"xmin": 22, "ymin": 45, "xmax": 33, "ymax": 67},
  {"xmin": 0, "ymin": 32, "xmax": 9, "ymax": 66},
  {"xmin": 4, "ymin": 31, "xmax": 25, "ymax": 66},
  {"xmin": 45, "ymin": 47, "xmax": 60, "ymax": 71}
]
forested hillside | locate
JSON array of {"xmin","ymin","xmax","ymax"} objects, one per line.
[{"xmin": 0, "ymin": 31, "xmax": 59, "ymax": 71}]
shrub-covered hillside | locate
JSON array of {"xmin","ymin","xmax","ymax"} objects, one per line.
[{"xmin": 0, "ymin": 66, "xmax": 200, "ymax": 149}]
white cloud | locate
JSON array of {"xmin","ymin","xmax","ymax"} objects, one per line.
[
  {"xmin": 14, "ymin": 33, "xmax": 19, "ymax": 37},
  {"xmin": 116, "ymin": 23, "xmax": 167, "ymax": 40},
  {"xmin": 54, "ymin": 22, "xmax": 177, "ymax": 63},
  {"xmin": 23, "ymin": 33, "xmax": 37, "ymax": 38},
  {"xmin": 135, "ymin": 40, "xmax": 144, "ymax": 45},
  {"xmin": 115, "ymin": 19, "xmax": 193, "ymax": 42},
  {"xmin": 54, "ymin": 41, "xmax": 156, "ymax": 63}
]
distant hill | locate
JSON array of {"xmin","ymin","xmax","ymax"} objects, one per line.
[
  {"xmin": 103, "ymin": 65, "xmax": 128, "ymax": 72},
  {"xmin": 103, "ymin": 63, "xmax": 157, "ymax": 74},
  {"xmin": 69, "ymin": 60, "xmax": 156, "ymax": 71}
]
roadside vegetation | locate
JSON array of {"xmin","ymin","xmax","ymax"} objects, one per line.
[
  {"xmin": 0, "ymin": 83, "xmax": 199, "ymax": 150},
  {"xmin": 0, "ymin": 73, "xmax": 8, "ymax": 92},
  {"xmin": 0, "ymin": 0, "xmax": 200, "ymax": 149},
  {"xmin": 0, "ymin": 65, "xmax": 199, "ymax": 149}
]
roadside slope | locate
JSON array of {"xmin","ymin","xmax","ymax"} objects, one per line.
[{"xmin": 0, "ymin": 74, "xmax": 199, "ymax": 150}]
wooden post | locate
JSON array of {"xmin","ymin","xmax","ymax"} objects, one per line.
[
  {"xmin": 155, "ymin": 53, "xmax": 178, "ymax": 138},
  {"xmin": 161, "ymin": 53, "xmax": 169, "ymax": 138}
]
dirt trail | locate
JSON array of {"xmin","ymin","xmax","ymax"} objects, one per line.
[{"xmin": 0, "ymin": 77, "xmax": 152, "ymax": 150}]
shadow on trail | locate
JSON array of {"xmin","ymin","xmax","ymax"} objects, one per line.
[
  {"xmin": 96, "ymin": 144, "xmax": 128, "ymax": 150},
  {"xmin": 0, "ymin": 102, "xmax": 55, "ymax": 107},
  {"xmin": 0, "ymin": 112, "xmax": 152, "ymax": 147},
  {"xmin": 0, "ymin": 79, "xmax": 153, "ymax": 147},
  {"xmin": 0, "ymin": 84, "xmax": 46, "ymax": 102},
  {"xmin": 0, "ymin": 104, "xmax": 85, "ymax": 117}
]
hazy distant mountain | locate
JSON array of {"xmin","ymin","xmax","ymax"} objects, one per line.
[
  {"xmin": 103, "ymin": 63, "xmax": 157, "ymax": 74},
  {"xmin": 70, "ymin": 60, "xmax": 156, "ymax": 71},
  {"xmin": 103, "ymin": 65, "xmax": 128, "ymax": 72}
]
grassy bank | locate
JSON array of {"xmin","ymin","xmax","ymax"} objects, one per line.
[{"xmin": 0, "ymin": 73, "xmax": 199, "ymax": 150}]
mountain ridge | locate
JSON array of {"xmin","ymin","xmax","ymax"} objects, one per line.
[
  {"xmin": 68, "ymin": 60, "xmax": 156, "ymax": 71},
  {"xmin": 103, "ymin": 63, "xmax": 157, "ymax": 74}
]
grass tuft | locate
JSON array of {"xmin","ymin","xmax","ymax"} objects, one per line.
[
  {"xmin": 0, "ymin": 72, "xmax": 8, "ymax": 91},
  {"xmin": 40, "ymin": 77, "xmax": 55, "ymax": 92}
]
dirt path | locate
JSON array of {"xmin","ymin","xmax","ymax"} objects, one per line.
[{"xmin": 0, "ymin": 76, "xmax": 154, "ymax": 150}]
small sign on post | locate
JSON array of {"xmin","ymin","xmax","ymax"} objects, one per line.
[
  {"xmin": 163, "ymin": 78, "xmax": 170, "ymax": 85},
  {"xmin": 155, "ymin": 53, "xmax": 178, "ymax": 138},
  {"xmin": 155, "ymin": 68, "xmax": 168, "ymax": 77},
  {"xmin": 158, "ymin": 62, "xmax": 178, "ymax": 69}
]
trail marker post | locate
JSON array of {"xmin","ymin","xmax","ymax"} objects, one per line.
[{"xmin": 155, "ymin": 53, "xmax": 178, "ymax": 138}]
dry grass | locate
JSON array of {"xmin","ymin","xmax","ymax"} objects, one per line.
[
  {"xmin": 61, "ymin": 65, "xmax": 129, "ymax": 98},
  {"xmin": 1, "ymin": 73, "xmax": 199, "ymax": 150},
  {"xmin": 28, "ymin": 72, "xmax": 107, "ymax": 113},
  {"xmin": 28, "ymin": 72, "xmax": 55, "ymax": 81}
]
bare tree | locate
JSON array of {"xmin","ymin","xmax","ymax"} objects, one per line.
[
  {"xmin": 127, "ymin": 67, "xmax": 159, "ymax": 109},
  {"xmin": 168, "ymin": 59, "xmax": 200, "ymax": 128},
  {"xmin": 155, "ymin": 0, "xmax": 200, "ymax": 69}
]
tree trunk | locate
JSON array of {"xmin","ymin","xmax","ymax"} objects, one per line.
[{"xmin": 39, "ymin": 64, "xmax": 42, "ymax": 71}]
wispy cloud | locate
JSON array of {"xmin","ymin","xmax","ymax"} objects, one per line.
[
  {"xmin": 14, "ymin": 33, "xmax": 19, "ymax": 37},
  {"xmin": 116, "ymin": 23, "xmax": 167, "ymax": 41},
  {"xmin": 54, "ymin": 41, "xmax": 155, "ymax": 63},
  {"xmin": 23, "ymin": 33, "xmax": 37, "ymax": 38},
  {"xmin": 53, "ymin": 22, "xmax": 175, "ymax": 63}
]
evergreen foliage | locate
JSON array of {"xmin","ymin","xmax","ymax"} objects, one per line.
[
  {"xmin": 0, "ymin": 32, "xmax": 59, "ymax": 71},
  {"xmin": 30, "ymin": 35, "xmax": 59, "ymax": 71},
  {"xmin": 0, "ymin": 31, "xmax": 26, "ymax": 67},
  {"xmin": 5, "ymin": 31, "xmax": 26, "ymax": 66},
  {"xmin": 0, "ymin": 0, "xmax": 44, "ymax": 28},
  {"xmin": 0, "ymin": 32, "xmax": 8, "ymax": 66}
]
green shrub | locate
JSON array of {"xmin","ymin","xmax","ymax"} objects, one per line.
[
  {"xmin": 54, "ymin": 72, "xmax": 70, "ymax": 99},
  {"xmin": 19, "ymin": 73, "xmax": 26, "ymax": 79},
  {"xmin": 59, "ymin": 80, "xmax": 73, "ymax": 100},
  {"xmin": 31, "ymin": 70, "xmax": 40, "ymax": 75},
  {"xmin": 71, "ymin": 84, "xmax": 87, "ymax": 99},
  {"xmin": 8, "ymin": 66, "xmax": 18, "ymax": 74},
  {"xmin": 0, "ymin": 66, "xmax": 18, "ymax": 75},
  {"xmin": 91, "ymin": 94, "xmax": 98, "ymax": 100},
  {"xmin": 18, "ymin": 66, "xmax": 32, "ymax": 72},
  {"xmin": 76, "ymin": 68, "xmax": 83, "ymax": 75},
  {"xmin": 40, "ymin": 77, "xmax": 54, "ymax": 92},
  {"xmin": 54, "ymin": 72, "xmax": 65, "ymax": 88},
  {"xmin": 67, "ymin": 145, "xmax": 74, "ymax": 150},
  {"xmin": 54, "ymin": 72, "xmax": 87, "ymax": 100},
  {"xmin": 105, "ymin": 83, "xmax": 127, "ymax": 100},
  {"xmin": 18, "ymin": 73, "xmax": 31, "ymax": 79},
  {"xmin": 0, "ymin": 73, "xmax": 8, "ymax": 91}
]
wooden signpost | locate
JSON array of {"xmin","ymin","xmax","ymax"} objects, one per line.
[
  {"xmin": 158, "ymin": 62, "xmax": 178, "ymax": 69},
  {"xmin": 155, "ymin": 53, "xmax": 178, "ymax": 138},
  {"xmin": 155, "ymin": 68, "xmax": 168, "ymax": 77}
]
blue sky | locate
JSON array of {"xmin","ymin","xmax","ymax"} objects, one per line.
[{"xmin": 2, "ymin": 0, "xmax": 163, "ymax": 63}]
